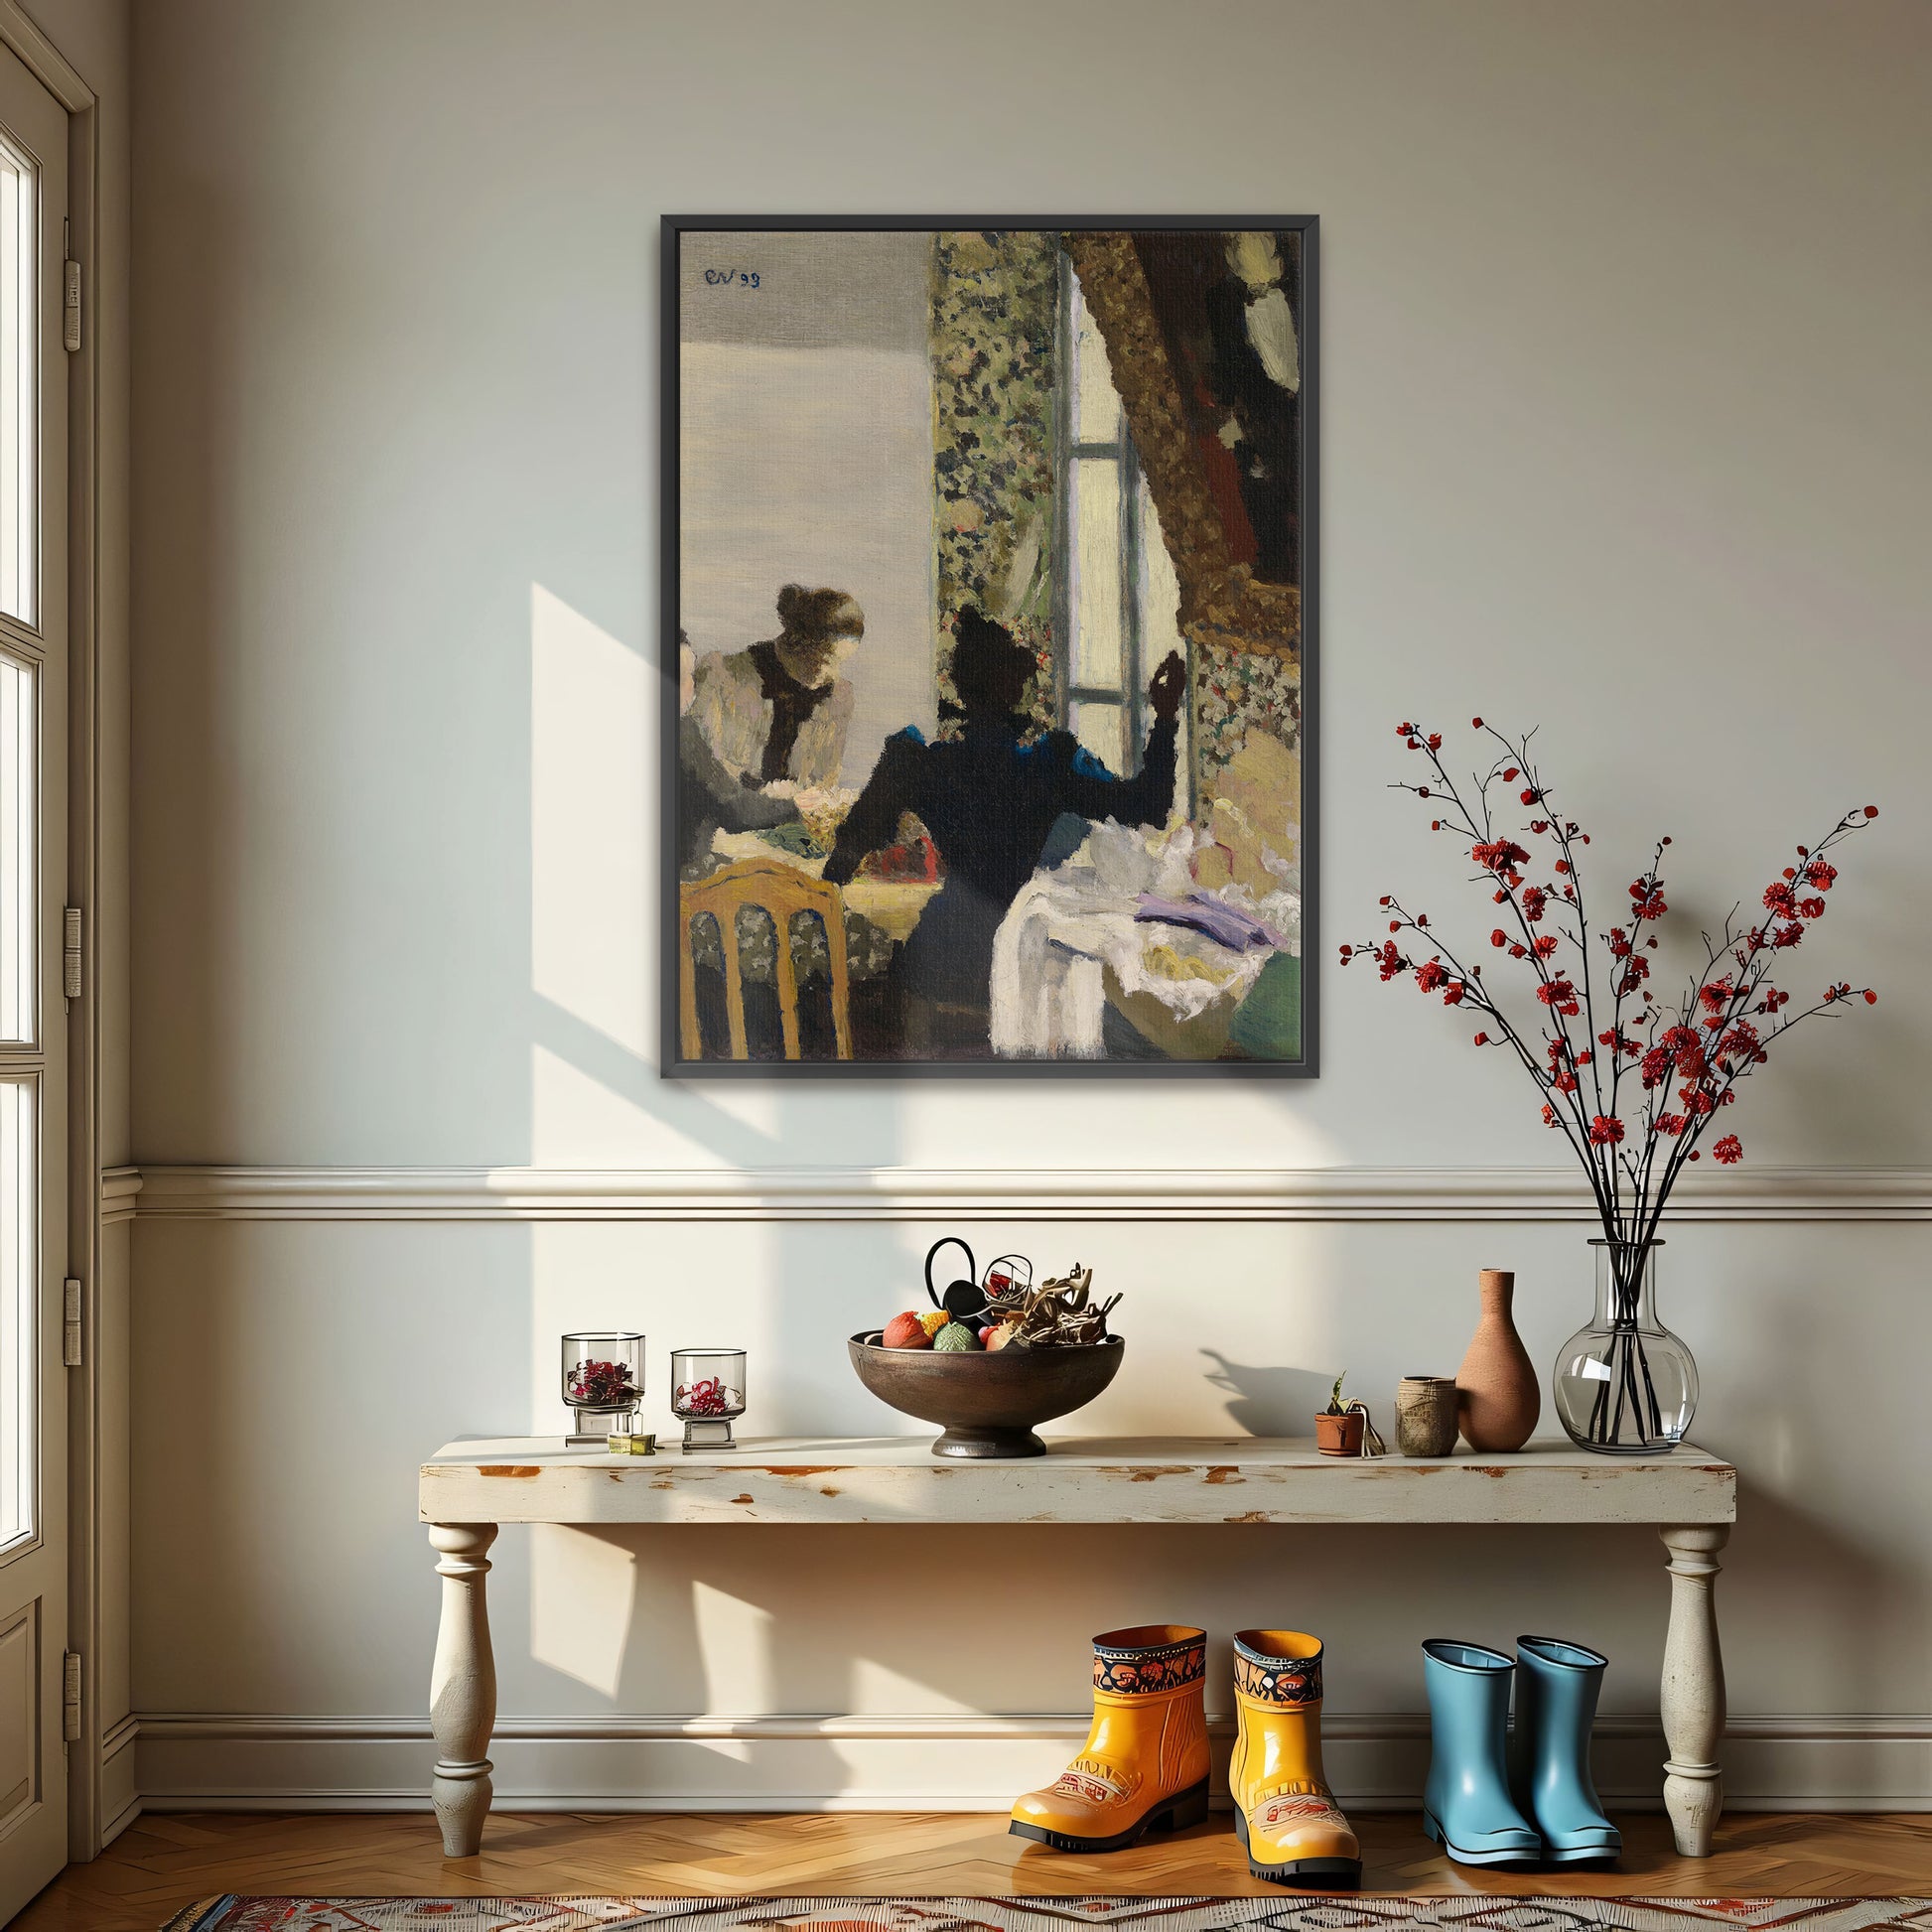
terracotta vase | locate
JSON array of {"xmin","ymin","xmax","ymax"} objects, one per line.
[{"xmin": 1456, "ymin": 1269, "xmax": 1540, "ymax": 1450}]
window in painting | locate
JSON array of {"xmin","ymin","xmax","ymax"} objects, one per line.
[{"xmin": 1056, "ymin": 261, "xmax": 1187, "ymax": 807}]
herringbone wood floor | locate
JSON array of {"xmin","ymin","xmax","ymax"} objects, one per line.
[{"xmin": 12, "ymin": 1810, "xmax": 1932, "ymax": 1931}]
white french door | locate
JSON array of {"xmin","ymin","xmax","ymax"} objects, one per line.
[{"xmin": 0, "ymin": 32, "xmax": 66, "ymax": 1924}]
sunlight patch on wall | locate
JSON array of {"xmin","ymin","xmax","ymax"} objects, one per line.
[
  {"xmin": 692, "ymin": 1581, "xmax": 776, "ymax": 1713},
  {"xmin": 531, "ymin": 1039, "xmax": 648, "ymax": 1166},
  {"xmin": 529, "ymin": 1523, "xmax": 636, "ymax": 1697},
  {"xmin": 665, "ymin": 1082, "xmax": 786, "ymax": 1146},
  {"xmin": 531, "ymin": 583, "xmax": 649, "ymax": 1056},
  {"xmin": 529, "ymin": 1215, "xmax": 655, "ymax": 1425},
  {"xmin": 850, "ymin": 1655, "xmax": 967, "ymax": 1717}
]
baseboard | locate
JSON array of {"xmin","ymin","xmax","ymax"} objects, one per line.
[
  {"xmin": 131, "ymin": 1711, "xmax": 1932, "ymax": 1813},
  {"xmin": 99, "ymin": 1712, "xmax": 140, "ymax": 1848},
  {"xmin": 100, "ymin": 1791, "xmax": 142, "ymax": 1844}
]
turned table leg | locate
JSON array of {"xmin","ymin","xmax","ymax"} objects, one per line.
[
  {"xmin": 1659, "ymin": 1523, "xmax": 1728, "ymax": 1857},
  {"xmin": 429, "ymin": 1522, "xmax": 498, "ymax": 1857}
]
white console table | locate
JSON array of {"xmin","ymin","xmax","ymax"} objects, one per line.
[{"xmin": 419, "ymin": 1436, "xmax": 1735, "ymax": 1860}]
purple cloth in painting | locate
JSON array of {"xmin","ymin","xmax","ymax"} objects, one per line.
[{"xmin": 1135, "ymin": 892, "xmax": 1284, "ymax": 952}]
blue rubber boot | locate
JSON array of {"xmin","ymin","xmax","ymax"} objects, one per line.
[
  {"xmin": 1421, "ymin": 1640, "xmax": 1541, "ymax": 1867},
  {"xmin": 1509, "ymin": 1636, "xmax": 1621, "ymax": 1863}
]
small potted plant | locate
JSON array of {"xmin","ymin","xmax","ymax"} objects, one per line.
[{"xmin": 1315, "ymin": 1374, "xmax": 1364, "ymax": 1456}]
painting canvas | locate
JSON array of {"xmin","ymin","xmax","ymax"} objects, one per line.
[{"xmin": 663, "ymin": 218, "xmax": 1316, "ymax": 1074}]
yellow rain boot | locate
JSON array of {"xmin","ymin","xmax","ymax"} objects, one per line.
[
  {"xmin": 1230, "ymin": 1629, "xmax": 1363, "ymax": 1890},
  {"xmin": 1009, "ymin": 1625, "xmax": 1210, "ymax": 1852}
]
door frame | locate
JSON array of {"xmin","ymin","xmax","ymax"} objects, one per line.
[{"xmin": 0, "ymin": 0, "xmax": 106, "ymax": 1865}]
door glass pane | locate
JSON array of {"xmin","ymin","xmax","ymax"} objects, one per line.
[
  {"xmin": 0, "ymin": 135, "xmax": 33, "ymax": 625},
  {"xmin": 0, "ymin": 650, "xmax": 28, "ymax": 1044},
  {"xmin": 0, "ymin": 1078, "xmax": 32, "ymax": 1550}
]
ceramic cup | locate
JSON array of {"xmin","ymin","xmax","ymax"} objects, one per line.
[{"xmin": 1396, "ymin": 1375, "xmax": 1459, "ymax": 1457}]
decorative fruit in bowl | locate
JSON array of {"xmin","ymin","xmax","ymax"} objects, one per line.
[{"xmin": 881, "ymin": 1311, "xmax": 931, "ymax": 1350}]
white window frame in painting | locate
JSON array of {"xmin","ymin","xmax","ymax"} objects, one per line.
[{"xmin": 1053, "ymin": 254, "xmax": 1188, "ymax": 807}]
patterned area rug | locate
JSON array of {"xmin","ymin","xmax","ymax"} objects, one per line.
[{"xmin": 158, "ymin": 1898, "xmax": 1932, "ymax": 1932}]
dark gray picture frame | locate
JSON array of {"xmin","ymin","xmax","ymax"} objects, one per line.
[{"xmin": 661, "ymin": 215, "xmax": 1318, "ymax": 1079}]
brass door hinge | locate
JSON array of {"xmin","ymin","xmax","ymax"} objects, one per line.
[
  {"xmin": 63, "ymin": 219, "xmax": 79, "ymax": 353},
  {"xmin": 62, "ymin": 1651, "xmax": 80, "ymax": 1741},
  {"xmin": 63, "ymin": 1280, "xmax": 81, "ymax": 1367},
  {"xmin": 63, "ymin": 906, "xmax": 80, "ymax": 1001}
]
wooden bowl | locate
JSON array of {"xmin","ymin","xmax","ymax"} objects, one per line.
[{"xmin": 847, "ymin": 1332, "xmax": 1124, "ymax": 1457}]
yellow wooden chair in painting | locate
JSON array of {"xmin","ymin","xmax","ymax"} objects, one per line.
[{"xmin": 678, "ymin": 858, "xmax": 853, "ymax": 1061}]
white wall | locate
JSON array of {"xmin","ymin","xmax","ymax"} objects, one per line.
[{"xmin": 126, "ymin": 0, "xmax": 1932, "ymax": 1812}]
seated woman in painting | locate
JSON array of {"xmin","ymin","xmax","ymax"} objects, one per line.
[
  {"xmin": 825, "ymin": 608, "xmax": 1182, "ymax": 1055},
  {"xmin": 687, "ymin": 584, "xmax": 865, "ymax": 792},
  {"xmin": 675, "ymin": 631, "xmax": 802, "ymax": 876}
]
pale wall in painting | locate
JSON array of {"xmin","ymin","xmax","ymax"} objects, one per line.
[
  {"xmin": 126, "ymin": 0, "xmax": 1932, "ymax": 1812},
  {"xmin": 678, "ymin": 229, "xmax": 937, "ymax": 786}
]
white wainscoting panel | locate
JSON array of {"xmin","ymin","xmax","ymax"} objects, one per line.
[{"xmin": 122, "ymin": 1178, "xmax": 1932, "ymax": 1815}]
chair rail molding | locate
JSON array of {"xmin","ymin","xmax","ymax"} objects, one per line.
[
  {"xmin": 112, "ymin": 1163, "xmax": 1932, "ymax": 1223},
  {"xmin": 100, "ymin": 1166, "xmax": 141, "ymax": 1224}
]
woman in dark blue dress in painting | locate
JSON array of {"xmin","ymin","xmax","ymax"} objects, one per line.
[{"xmin": 825, "ymin": 609, "xmax": 1183, "ymax": 1056}]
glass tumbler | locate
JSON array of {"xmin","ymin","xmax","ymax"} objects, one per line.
[
  {"xmin": 671, "ymin": 1348, "xmax": 747, "ymax": 1450},
  {"xmin": 561, "ymin": 1331, "xmax": 644, "ymax": 1445}
]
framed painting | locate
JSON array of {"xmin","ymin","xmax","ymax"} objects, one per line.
[{"xmin": 662, "ymin": 216, "xmax": 1316, "ymax": 1076}]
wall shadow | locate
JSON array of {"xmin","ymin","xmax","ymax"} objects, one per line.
[{"xmin": 1199, "ymin": 1347, "xmax": 1335, "ymax": 1437}]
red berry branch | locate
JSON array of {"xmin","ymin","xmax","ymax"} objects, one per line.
[{"xmin": 1340, "ymin": 719, "xmax": 1878, "ymax": 1445}]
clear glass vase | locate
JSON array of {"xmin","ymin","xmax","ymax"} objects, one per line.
[{"xmin": 1553, "ymin": 1240, "xmax": 1698, "ymax": 1454}]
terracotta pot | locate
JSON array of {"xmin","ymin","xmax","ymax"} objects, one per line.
[
  {"xmin": 1314, "ymin": 1409, "xmax": 1364, "ymax": 1456},
  {"xmin": 1395, "ymin": 1375, "xmax": 1459, "ymax": 1457},
  {"xmin": 1456, "ymin": 1269, "xmax": 1541, "ymax": 1450}
]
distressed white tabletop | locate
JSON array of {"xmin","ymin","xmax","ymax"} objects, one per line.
[
  {"xmin": 419, "ymin": 1433, "xmax": 1738, "ymax": 1861},
  {"xmin": 419, "ymin": 1433, "xmax": 1735, "ymax": 1527}
]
